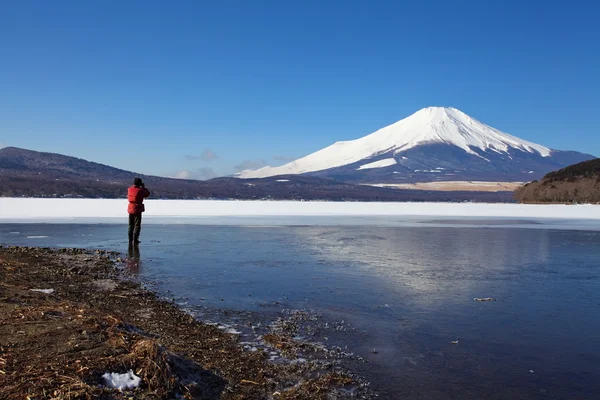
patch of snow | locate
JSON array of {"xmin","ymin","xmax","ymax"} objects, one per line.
[
  {"xmin": 275, "ymin": 179, "xmax": 290, "ymax": 182},
  {"xmin": 27, "ymin": 235, "xmax": 49, "ymax": 239},
  {"xmin": 401, "ymin": 156, "xmax": 408, "ymax": 160},
  {"xmin": 357, "ymin": 158, "xmax": 397, "ymax": 170},
  {"xmin": 226, "ymin": 328, "xmax": 242, "ymax": 335},
  {"xmin": 30, "ymin": 288, "xmax": 54, "ymax": 294},
  {"xmin": 238, "ymin": 106, "xmax": 552, "ymax": 178},
  {"xmin": 529, "ymin": 171, "xmax": 534, "ymax": 174},
  {"xmin": 102, "ymin": 370, "xmax": 141, "ymax": 390}
]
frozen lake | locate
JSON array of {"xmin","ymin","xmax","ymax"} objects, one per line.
[{"xmin": 2, "ymin": 216, "xmax": 600, "ymax": 399}]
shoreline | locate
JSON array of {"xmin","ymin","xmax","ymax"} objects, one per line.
[{"xmin": 0, "ymin": 246, "xmax": 370, "ymax": 399}]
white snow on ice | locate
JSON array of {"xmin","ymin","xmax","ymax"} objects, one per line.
[
  {"xmin": 27, "ymin": 235, "xmax": 49, "ymax": 239},
  {"xmin": 238, "ymin": 107, "xmax": 552, "ymax": 178},
  {"xmin": 29, "ymin": 288, "xmax": 54, "ymax": 294},
  {"xmin": 102, "ymin": 370, "xmax": 141, "ymax": 390},
  {"xmin": 357, "ymin": 158, "xmax": 397, "ymax": 170},
  {"xmin": 0, "ymin": 199, "xmax": 599, "ymax": 225}
]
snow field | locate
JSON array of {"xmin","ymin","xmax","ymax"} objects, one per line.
[{"xmin": 1, "ymin": 198, "xmax": 599, "ymax": 221}]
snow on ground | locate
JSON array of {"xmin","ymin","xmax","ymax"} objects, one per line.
[
  {"xmin": 29, "ymin": 288, "xmax": 55, "ymax": 294},
  {"xmin": 357, "ymin": 158, "xmax": 397, "ymax": 170},
  {"xmin": 102, "ymin": 370, "xmax": 141, "ymax": 390},
  {"xmin": 0, "ymin": 198, "xmax": 599, "ymax": 223}
]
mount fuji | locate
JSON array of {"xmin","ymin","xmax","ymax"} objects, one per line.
[{"xmin": 238, "ymin": 107, "xmax": 595, "ymax": 183}]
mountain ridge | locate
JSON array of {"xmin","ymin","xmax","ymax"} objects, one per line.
[
  {"xmin": 0, "ymin": 147, "xmax": 513, "ymax": 202},
  {"xmin": 0, "ymin": 146, "xmax": 141, "ymax": 179}
]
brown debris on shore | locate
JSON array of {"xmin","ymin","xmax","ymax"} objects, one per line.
[{"xmin": 0, "ymin": 246, "xmax": 366, "ymax": 399}]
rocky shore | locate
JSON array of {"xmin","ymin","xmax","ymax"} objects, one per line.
[{"xmin": 0, "ymin": 246, "xmax": 369, "ymax": 399}]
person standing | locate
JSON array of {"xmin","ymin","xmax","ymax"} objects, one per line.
[{"xmin": 128, "ymin": 177, "xmax": 150, "ymax": 244}]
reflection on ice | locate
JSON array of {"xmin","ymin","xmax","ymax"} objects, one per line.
[{"xmin": 295, "ymin": 227, "xmax": 550, "ymax": 294}]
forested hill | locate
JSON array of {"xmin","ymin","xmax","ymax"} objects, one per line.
[{"xmin": 515, "ymin": 159, "xmax": 600, "ymax": 203}]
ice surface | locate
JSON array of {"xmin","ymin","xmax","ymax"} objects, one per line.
[
  {"xmin": 1, "ymin": 199, "xmax": 599, "ymax": 224},
  {"xmin": 238, "ymin": 107, "xmax": 551, "ymax": 178},
  {"xmin": 102, "ymin": 369, "xmax": 141, "ymax": 390}
]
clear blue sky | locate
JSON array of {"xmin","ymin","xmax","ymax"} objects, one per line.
[{"xmin": 1, "ymin": 0, "xmax": 599, "ymax": 179}]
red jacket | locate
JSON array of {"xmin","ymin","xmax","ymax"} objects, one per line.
[{"xmin": 127, "ymin": 186, "xmax": 150, "ymax": 214}]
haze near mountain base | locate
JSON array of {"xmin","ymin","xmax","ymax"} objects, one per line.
[{"xmin": 238, "ymin": 107, "xmax": 595, "ymax": 183}]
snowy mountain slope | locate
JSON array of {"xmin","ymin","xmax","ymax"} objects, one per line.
[
  {"xmin": 238, "ymin": 107, "xmax": 594, "ymax": 183},
  {"xmin": 357, "ymin": 158, "xmax": 397, "ymax": 170}
]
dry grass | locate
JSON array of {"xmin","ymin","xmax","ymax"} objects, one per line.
[{"xmin": 368, "ymin": 181, "xmax": 524, "ymax": 192}]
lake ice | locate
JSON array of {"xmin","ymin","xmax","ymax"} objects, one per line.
[{"xmin": 2, "ymin": 199, "xmax": 600, "ymax": 398}]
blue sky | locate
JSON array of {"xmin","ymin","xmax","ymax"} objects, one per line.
[{"xmin": 1, "ymin": 0, "xmax": 599, "ymax": 179}]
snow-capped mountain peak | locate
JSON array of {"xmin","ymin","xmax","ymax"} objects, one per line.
[
  {"xmin": 237, "ymin": 107, "xmax": 575, "ymax": 180},
  {"xmin": 387, "ymin": 106, "xmax": 551, "ymax": 158}
]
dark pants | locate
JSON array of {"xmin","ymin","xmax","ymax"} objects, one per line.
[{"xmin": 128, "ymin": 213, "xmax": 142, "ymax": 242}]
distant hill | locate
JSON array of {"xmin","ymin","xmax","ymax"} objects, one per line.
[
  {"xmin": 514, "ymin": 159, "xmax": 600, "ymax": 203},
  {"xmin": 0, "ymin": 147, "xmax": 513, "ymax": 202},
  {"xmin": 0, "ymin": 146, "xmax": 139, "ymax": 179}
]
